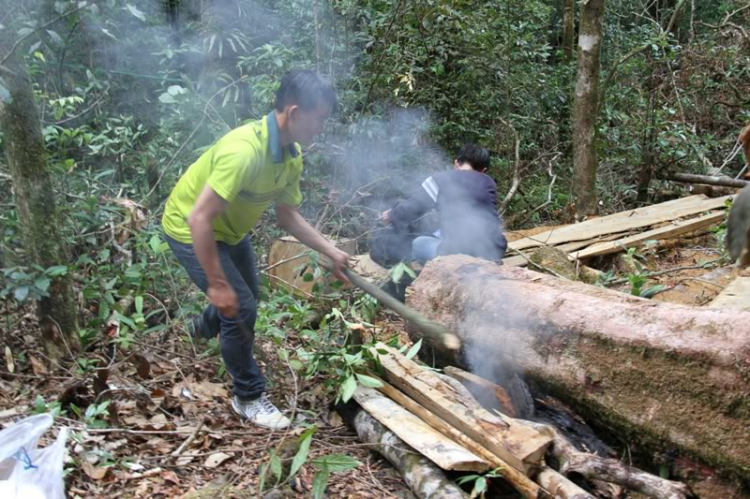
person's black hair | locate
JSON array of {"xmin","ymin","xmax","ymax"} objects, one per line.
[
  {"xmin": 274, "ymin": 69, "xmax": 337, "ymax": 112},
  {"xmin": 456, "ymin": 143, "xmax": 491, "ymax": 171}
]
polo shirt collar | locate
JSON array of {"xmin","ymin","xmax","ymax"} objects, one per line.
[{"xmin": 267, "ymin": 111, "xmax": 299, "ymax": 164}]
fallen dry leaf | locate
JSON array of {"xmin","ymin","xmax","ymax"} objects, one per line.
[
  {"xmin": 81, "ymin": 461, "xmax": 109, "ymax": 480},
  {"xmin": 163, "ymin": 470, "xmax": 180, "ymax": 485},
  {"xmin": 132, "ymin": 353, "xmax": 151, "ymax": 379},
  {"xmin": 28, "ymin": 355, "xmax": 48, "ymax": 375},
  {"xmin": 328, "ymin": 411, "xmax": 344, "ymax": 428},
  {"xmin": 203, "ymin": 452, "xmax": 233, "ymax": 468}
]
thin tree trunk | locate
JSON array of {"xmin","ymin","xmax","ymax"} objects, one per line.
[
  {"xmin": 562, "ymin": 0, "xmax": 576, "ymax": 62},
  {"xmin": 572, "ymin": 0, "xmax": 605, "ymax": 219},
  {"xmin": 637, "ymin": 79, "xmax": 657, "ymax": 203},
  {"xmin": 0, "ymin": 45, "xmax": 80, "ymax": 359}
]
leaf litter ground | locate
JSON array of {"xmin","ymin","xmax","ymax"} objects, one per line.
[{"xmin": 0, "ymin": 306, "xmax": 416, "ymax": 498}]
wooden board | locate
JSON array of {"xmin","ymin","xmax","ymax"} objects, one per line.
[
  {"xmin": 267, "ymin": 236, "xmax": 356, "ymax": 296},
  {"xmin": 353, "ymin": 386, "xmax": 489, "ymax": 472},
  {"xmin": 351, "ymin": 254, "xmax": 390, "ymax": 282},
  {"xmin": 508, "ymin": 195, "xmax": 730, "ymax": 251},
  {"xmin": 503, "ymin": 232, "xmax": 632, "ymax": 267},
  {"xmin": 708, "ymin": 277, "xmax": 750, "ymax": 312},
  {"xmin": 374, "ymin": 345, "xmax": 553, "ymax": 474},
  {"xmin": 569, "ymin": 211, "xmax": 725, "ymax": 260}
]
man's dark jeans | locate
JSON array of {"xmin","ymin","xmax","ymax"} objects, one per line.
[{"xmin": 165, "ymin": 234, "xmax": 264, "ymax": 400}]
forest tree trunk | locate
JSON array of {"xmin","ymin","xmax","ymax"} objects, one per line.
[
  {"xmin": 572, "ymin": 0, "xmax": 605, "ymax": 219},
  {"xmin": 0, "ymin": 44, "xmax": 80, "ymax": 359},
  {"xmin": 562, "ymin": 0, "xmax": 576, "ymax": 62}
]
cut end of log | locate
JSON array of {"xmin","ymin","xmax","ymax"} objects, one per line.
[{"xmin": 443, "ymin": 333, "xmax": 462, "ymax": 351}]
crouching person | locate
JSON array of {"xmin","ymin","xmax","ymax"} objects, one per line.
[{"xmin": 383, "ymin": 143, "xmax": 507, "ymax": 264}]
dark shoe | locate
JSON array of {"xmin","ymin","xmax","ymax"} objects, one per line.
[{"xmin": 188, "ymin": 315, "xmax": 216, "ymax": 341}]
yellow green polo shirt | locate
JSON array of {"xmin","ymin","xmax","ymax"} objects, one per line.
[{"xmin": 162, "ymin": 112, "xmax": 303, "ymax": 245}]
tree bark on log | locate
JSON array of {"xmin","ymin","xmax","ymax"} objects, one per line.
[
  {"xmin": 406, "ymin": 256, "xmax": 750, "ymax": 481},
  {"xmin": 338, "ymin": 402, "xmax": 468, "ymax": 499},
  {"xmin": 0, "ymin": 37, "xmax": 80, "ymax": 359},
  {"xmin": 550, "ymin": 432, "xmax": 695, "ymax": 499}
]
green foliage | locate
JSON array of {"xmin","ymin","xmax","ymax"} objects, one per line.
[
  {"xmin": 1, "ymin": 265, "xmax": 67, "ymax": 302},
  {"xmin": 456, "ymin": 468, "xmax": 505, "ymax": 498}
]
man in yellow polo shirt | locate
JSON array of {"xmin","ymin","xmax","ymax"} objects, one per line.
[{"xmin": 162, "ymin": 70, "xmax": 349, "ymax": 429}]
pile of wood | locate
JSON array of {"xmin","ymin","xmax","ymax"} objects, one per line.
[
  {"xmin": 340, "ymin": 345, "xmax": 693, "ymax": 499},
  {"xmin": 503, "ymin": 194, "xmax": 731, "ymax": 266}
]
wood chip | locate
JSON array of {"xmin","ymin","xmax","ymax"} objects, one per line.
[
  {"xmin": 203, "ymin": 452, "xmax": 233, "ymax": 468},
  {"xmin": 5, "ymin": 346, "xmax": 14, "ymax": 374}
]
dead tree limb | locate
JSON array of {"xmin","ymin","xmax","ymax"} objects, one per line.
[{"xmin": 660, "ymin": 172, "xmax": 749, "ymax": 188}]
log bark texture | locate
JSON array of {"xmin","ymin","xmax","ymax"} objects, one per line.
[
  {"xmin": 338, "ymin": 402, "xmax": 468, "ymax": 499},
  {"xmin": 406, "ymin": 256, "xmax": 750, "ymax": 480}
]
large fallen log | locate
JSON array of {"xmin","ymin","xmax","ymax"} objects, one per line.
[{"xmin": 406, "ymin": 256, "xmax": 750, "ymax": 480}]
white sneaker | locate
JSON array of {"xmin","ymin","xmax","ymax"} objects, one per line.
[{"xmin": 231, "ymin": 394, "xmax": 291, "ymax": 430}]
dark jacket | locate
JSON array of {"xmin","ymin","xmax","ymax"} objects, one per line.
[{"xmin": 389, "ymin": 170, "xmax": 507, "ymax": 262}]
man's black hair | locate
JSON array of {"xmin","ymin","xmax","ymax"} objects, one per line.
[
  {"xmin": 456, "ymin": 143, "xmax": 491, "ymax": 171},
  {"xmin": 275, "ymin": 69, "xmax": 337, "ymax": 112}
]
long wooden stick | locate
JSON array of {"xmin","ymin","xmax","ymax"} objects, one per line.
[
  {"xmin": 377, "ymin": 382, "xmax": 552, "ymax": 499},
  {"xmin": 344, "ymin": 268, "xmax": 461, "ymax": 350}
]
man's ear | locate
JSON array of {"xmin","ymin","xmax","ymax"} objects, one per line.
[
  {"xmin": 453, "ymin": 159, "xmax": 460, "ymax": 169},
  {"xmin": 286, "ymin": 104, "xmax": 300, "ymax": 122}
]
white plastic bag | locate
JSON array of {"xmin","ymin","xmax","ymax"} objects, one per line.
[{"xmin": 0, "ymin": 414, "xmax": 68, "ymax": 499}]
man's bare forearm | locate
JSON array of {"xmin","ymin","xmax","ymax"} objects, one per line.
[{"xmin": 189, "ymin": 213, "xmax": 228, "ymax": 287}]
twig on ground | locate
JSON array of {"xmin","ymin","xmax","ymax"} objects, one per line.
[{"xmin": 169, "ymin": 420, "xmax": 205, "ymax": 461}]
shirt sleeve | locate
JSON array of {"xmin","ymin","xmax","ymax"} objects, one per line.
[
  {"xmin": 277, "ymin": 160, "xmax": 304, "ymax": 207},
  {"xmin": 389, "ymin": 175, "xmax": 438, "ymax": 225},
  {"xmin": 206, "ymin": 141, "xmax": 259, "ymax": 202}
]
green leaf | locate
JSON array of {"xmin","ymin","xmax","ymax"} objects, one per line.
[
  {"xmin": 115, "ymin": 312, "xmax": 137, "ymax": 330},
  {"xmin": 135, "ymin": 295, "xmax": 144, "ymax": 315},
  {"xmin": 34, "ymin": 276, "xmax": 51, "ymax": 293},
  {"xmin": 340, "ymin": 375, "xmax": 357, "ymax": 402},
  {"xmin": 149, "ymin": 235, "xmax": 162, "ymax": 254},
  {"xmin": 391, "ymin": 263, "xmax": 405, "ymax": 283},
  {"xmin": 302, "ymin": 273, "xmax": 314, "ymax": 282},
  {"xmin": 312, "ymin": 454, "xmax": 361, "ymax": 473},
  {"xmin": 355, "ymin": 373, "xmax": 383, "ymax": 388},
  {"xmin": 33, "ymin": 395, "xmax": 47, "ymax": 414},
  {"xmin": 14, "ymin": 286, "xmax": 29, "ymax": 302},
  {"xmin": 289, "ymin": 427, "xmax": 315, "ymax": 478},
  {"xmin": 46, "ymin": 30, "xmax": 64, "ymax": 46},
  {"xmin": 269, "ymin": 451, "xmax": 282, "ymax": 480},
  {"xmin": 472, "ymin": 476, "xmax": 487, "ymax": 497},
  {"xmin": 45, "ymin": 265, "xmax": 68, "ymax": 277},
  {"xmin": 640, "ymin": 284, "xmax": 667, "ymax": 299},
  {"xmin": 312, "ymin": 469, "xmax": 330, "ymax": 499},
  {"xmin": 126, "ymin": 4, "xmax": 146, "ymax": 21},
  {"xmin": 405, "ymin": 339, "xmax": 422, "ymax": 360}
]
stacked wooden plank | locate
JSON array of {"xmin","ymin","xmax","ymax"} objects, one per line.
[
  {"xmin": 347, "ymin": 345, "xmax": 694, "ymax": 499},
  {"xmin": 503, "ymin": 194, "xmax": 732, "ymax": 266}
]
